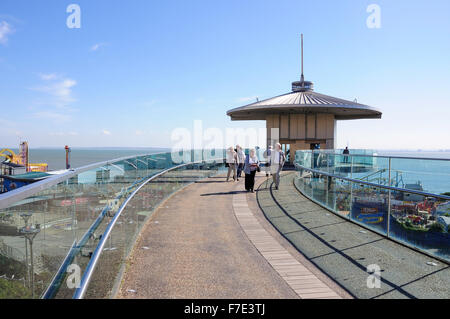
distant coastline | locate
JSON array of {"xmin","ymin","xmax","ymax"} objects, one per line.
[
  {"xmin": 2, "ymin": 147, "xmax": 170, "ymax": 171},
  {"xmin": 1, "ymin": 147, "xmax": 449, "ymax": 171}
]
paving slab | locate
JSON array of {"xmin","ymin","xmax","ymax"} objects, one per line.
[
  {"xmin": 116, "ymin": 176, "xmax": 299, "ymax": 299},
  {"xmin": 257, "ymin": 173, "xmax": 450, "ymax": 299}
]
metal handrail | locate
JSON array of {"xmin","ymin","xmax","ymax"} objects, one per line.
[
  {"xmin": 72, "ymin": 159, "xmax": 224, "ymax": 299},
  {"xmin": 300, "ymin": 150, "xmax": 450, "ymax": 162},
  {"xmin": 41, "ymin": 240, "xmax": 77, "ymax": 299},
  {"xmin": 41, "ymin": 175, "xmax": 148, "ymax": 299},
  {"xmin": 294, "ymin": 163, "xmax": 450, "ymax": 201},
  {"xmin": 0, "ymin": 152, "xmax": 170, "ymax": 210}
]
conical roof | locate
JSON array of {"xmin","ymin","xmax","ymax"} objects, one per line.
[
  {"xmin": 227, "ymin": 35, "xmax": 382, "ymax": 121},
  {"xmin": 227, "ymin": 88, "xmax": 382, "ymax": 121}
]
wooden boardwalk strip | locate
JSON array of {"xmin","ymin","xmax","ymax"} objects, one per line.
[{"xmin": 232, "ymin": 190, "xmax": 341, "ymax": 299}]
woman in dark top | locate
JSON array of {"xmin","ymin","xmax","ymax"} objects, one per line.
[{"xmin": 244, "ymin": 148, "xmax": 260, "ymax": 192}]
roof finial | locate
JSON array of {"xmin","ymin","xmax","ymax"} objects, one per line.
[
  {"xmin": 300, "ymin": 33, "xmax": 304, "ymax": 83},
  {"xmin": 292, "ymin": 34, "xmax": 314, "ymax": 92}
]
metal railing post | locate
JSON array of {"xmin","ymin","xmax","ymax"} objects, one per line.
[
  {"xmin": 349, "ymin": 155, "xmax": 353, "ymax": 220},
  {"xmin": 326, "ymin": 154, "xmax": 329, "ymax": 207},
  {"xmin": 72, "ymin": 158, "xmax": 225, "ymax": 299},
  {"xmin": 291, "ymin": 151, "xmax": 450, "ymax": 264},
  {"xmin": 387, "ymin": 157, "xmax": 392, "ymax": 237}
]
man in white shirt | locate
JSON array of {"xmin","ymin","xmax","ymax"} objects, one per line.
[
  {"xmin": 226, "ymin": 147, "xmax": 237, "ymax": 182},
  {"xmin": 270, "ymin": 143, "xmax": 286, "ymax": 190},
  {"xmin": 236, "ymin": 145, "xmax": 246, "ymax": 181},
  {"xmin": 263, "ymin": 145, "xmax": 273, "ymax": 177}
]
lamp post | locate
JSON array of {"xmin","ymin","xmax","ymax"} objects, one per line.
[
  {"xmin": 65, "ymin": 145, "xmax": 71, "ymax": 169},
  {"xmin": 19, "ymin": 213, "xmax": 32, "ymax": 287},
  {"xmin": 19, "ymin": 213, "xmax": 40, "ymax": 298}
]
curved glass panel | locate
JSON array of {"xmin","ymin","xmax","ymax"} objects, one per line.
[
  {"xmin": 81, "ymin": 162, "xmax": 222, "ymax": 298},
  {"xmin": 294, "ymin": 150, "xmax": 450, "ymax": 263},
  {"xmin": 0, "ymin": 150, "xmax": 225, "ymax": 298}
]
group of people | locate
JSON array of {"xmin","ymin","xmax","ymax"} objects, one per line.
[{"xmin": 226, "ymin": 143, "xmax": 286, "ymax": 192}]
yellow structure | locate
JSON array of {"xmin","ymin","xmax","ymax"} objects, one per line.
[
  {"xmin": 0, "ymin": 148, "xmax": 20, "ymax": 163},
  {"xmin": 0, "ymin": 142, "xmax": 48, "ymax": 172}
]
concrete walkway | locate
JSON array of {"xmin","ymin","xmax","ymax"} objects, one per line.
[
  {"xmin": 257, "ymin": 172, "xmax": 450, "ymax": 299},
  {"xmin": 117, "ymin": 175, "xmax": 298, "ymax": 298},
  {"xmin": 116, "ymin": 174, "xmax": 347, "ymax": 299},
  {"xmin": 233, "ymin": 186, "xmax": 341, "ymax": 299}
]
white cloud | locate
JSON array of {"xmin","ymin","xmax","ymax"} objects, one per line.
[
  {"xmin": 51, "ymin": 79, "xmax": 77, "ymax": 101},
  {"xmin": 49, "ymin": 131, "xmax": 79, "ymax": 137},
  {"xmin": 32, "ymin": 77, "xmax": 77, "ymax": 108},
  {"xmin": 0, "ymin": 118, "xmax": 16, "ymax": 127},
  {"xmin": 135, "ymin": 130, "xmax": 144, "ymax": 136},
  {"xmin": 237, "ymin": 96, "xmax": 259, "ymax": 103},
  {"xmin": 0, "ymin": 21, "xmax": 13, "ymax": 45},
  {"xmin": 141, "ymin": 100, "xmax": 158, "ymax": 107},
  {"xmin": 34, "ymin": 111, "xmax": 71, "ymax": 122},
  {"xmin": 49, "ymin": 132, "xmax": 65, "ymax": 137},
  {"xmin": 0, "ymin": 118, "xmax": 21, "ymax": 139},
  {"xmin": 0, "ymin": 15, "xmax": 22, "ymax": 24},
  {"xmin": 29, "ymin": 75, "xmax": 78, "ymax": 123},
  {"xmin": 102, "ymin": 129, "xmax": 111, "ymax": 136},
  {"xmin": 194, "ymin": 97, "xmax": 206, "ymax": 104},
  {"xmin": 39, "ymin": 73, "xmax": 59, "ymax": 81},
  {"xmin": 90, "ymin": 42, "xmax": 107, "ymax": 51}
]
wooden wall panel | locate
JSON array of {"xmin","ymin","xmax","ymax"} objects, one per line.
[
  {"xmin": 326, "ymin": 139, "xmax": 335, "ymax": 149},
  {"xmin": 297, "ymin": 114, "xmax": 306, "ymax": 139},
  {"xmin": 316, "ymin": 114, "xmax": 327, "ymax": 139},
  {"xmin": 280, "ymin": 115, "xmax": 289, "ymax": 139},
  {"xmin": 326, "ymin": 115, "xmax": 335, "ymax": 138},
  {"xmin": 289, "ymin": 114, "xmax": 298, "ymax": 139},
  {"xmin": 266, "ymin": 114, "xmax": 280, "ymax": 140},
  {"xmin": 306, "ymin": 114, "xmax": 316, "ymax": 139}
]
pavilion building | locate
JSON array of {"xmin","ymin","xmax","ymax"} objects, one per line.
[{"xmin": 226, "ymin": 35, "xmax": 382, "ymax": 162}]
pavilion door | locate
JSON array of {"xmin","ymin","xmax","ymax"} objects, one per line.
[{"xmin": 281, "ymin": 143, "xmax": 290, "ymax": 163}]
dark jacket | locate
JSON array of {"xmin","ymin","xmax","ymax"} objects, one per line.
[{"xmin": 243, "ymin": 154, "xmax": 259, "ymax": 175}]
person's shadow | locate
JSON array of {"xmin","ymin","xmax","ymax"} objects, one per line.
[{"xmin": 200, "ymin": 190, "xmax": 248, "ymax": 196}]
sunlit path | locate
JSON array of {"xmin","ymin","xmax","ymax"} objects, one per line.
[
  {"xmin": 117, "ymin": 175, "xmax": 301, "ymax": 298},
  {"xmin": 257, "ymin": 173, "xmax": 450, "ymax": 299}
]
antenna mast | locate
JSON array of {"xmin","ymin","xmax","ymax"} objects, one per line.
[
  {"xmin": 300, "ymin": 33, "xmax": 304, "ymax": 82},
  {"xmin": 292, "ymin": 33, "xmax": 313, "ymax": 92}
]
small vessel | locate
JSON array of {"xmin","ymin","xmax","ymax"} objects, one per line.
[
  {"xmin": 403, "ymin": 181, "xmax": 425, "ymax": 201},
  {"xmin": 352, "ymin": 198, "xmax": 385, "ymax": 224}
]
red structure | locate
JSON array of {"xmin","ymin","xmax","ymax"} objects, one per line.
[{"xmin": 65, "ymin": 145, "xmax": 71, "ymax": 169}]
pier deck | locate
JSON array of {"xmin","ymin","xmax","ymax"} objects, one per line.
[
  {"xmin": 116, "ymin": 171, "xmax": 449, "ymax": 299},
  {"xmin": 116, "ymin": 174, "xmax": 348, "ymax": 299},
  {"xmin": 257, "ymin": 173, "xmax": 450, "ymax": 299}
]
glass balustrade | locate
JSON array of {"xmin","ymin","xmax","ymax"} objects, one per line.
[
  {"xmin": 0, "ymin": 150, "xmax": 225, "ymax": 299},
  {"xmin": 79, "ymin": 162, "xmax": 222, "ymax": 299},
  {"xmin": 294, "ymin": 150, "xmax": 450, "ymax": 263}
]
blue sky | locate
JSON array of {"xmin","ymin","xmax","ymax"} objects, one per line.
[{"xmin": 0, "ymin": 0, "xmax": 449, "ymax": 149}]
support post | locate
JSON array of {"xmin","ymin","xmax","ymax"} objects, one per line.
[
  {"xmin": 387, "ymin": 157, "xmax": 392, "ymax": 237},
  {"xmin": 349, "ymin": 155, "xmax": 353, "ymax": 220}
]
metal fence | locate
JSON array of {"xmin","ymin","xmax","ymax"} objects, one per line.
[
  {"xmin": 0, "ymin": 150, "xmax": 225, "ymax": 298},
  {"xmin": 294, "ymin": 150, "xmax": 450, "ymax": 263}
]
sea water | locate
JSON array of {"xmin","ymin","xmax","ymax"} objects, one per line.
[
  {"xmin": 3, "ymin": 148, "xmax": 450, "ymax": 195},
  {"xmin": 5, "ymin": 147, "xmax": 169, "ymax": 171},
  {"xmin": 375, "ymin": 151, "xmax": 450, "ymax": 195}
]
